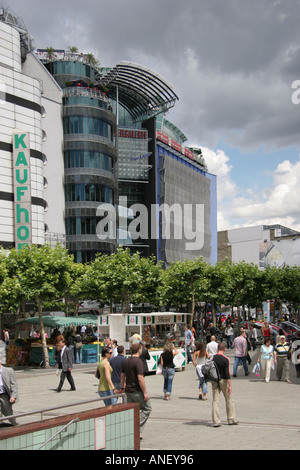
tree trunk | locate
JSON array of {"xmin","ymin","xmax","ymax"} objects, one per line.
[
  {"xmin": 36, "ymin": 295, "xmax": 50, "ymax": 368},
  {"xmin": 212, "ymin": 300, "xmax": 217, "ymax": 327},
  {"xmin": 237, "ymin": 301, "xmax": 241, "ymax": 334},
  {"xmin": 190, "ymin": 276, "xmax": 195, "ymax": 327}
]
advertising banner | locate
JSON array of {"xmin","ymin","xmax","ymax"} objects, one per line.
[{"xmin": 13, "ymin": 131, "xmax": 32, "ymax": 251}]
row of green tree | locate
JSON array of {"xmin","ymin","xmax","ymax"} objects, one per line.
[{"xmin": 1, "ymin": 244, "xmax": 300, "ymax": 366}]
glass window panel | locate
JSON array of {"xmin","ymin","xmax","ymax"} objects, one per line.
[
  {"xmin": 95, "ymin": 152, "xmax": 100, "ymax": 169},
  {"xmin": 84, "ymin": 151, "xmax": 89, "ymax": 168},
  {"xmin": 89, "ymin": 151, "xmax": 94, "ymax": 168},
  {"xmin": 100, "ymin": 153, "xmax": 105, "ymax": 170}
]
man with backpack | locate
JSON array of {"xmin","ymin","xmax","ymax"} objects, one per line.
[{"xmin": 211, "ymin": 342, "xmax": 238, "ymax": 427}]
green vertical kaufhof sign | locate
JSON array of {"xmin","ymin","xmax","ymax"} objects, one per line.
[{"xmin": 13, "ymin": 131, "xmax": 32, "ymax": 251}]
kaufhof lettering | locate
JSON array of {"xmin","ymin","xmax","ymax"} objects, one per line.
[{"xmin": 13, "ymin": 131, "xmax": 32, "ymax": 251}]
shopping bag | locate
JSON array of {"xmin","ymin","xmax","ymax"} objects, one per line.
[
  {"xmin": 252, "ymin": 362, "xmax": 260, "ymax": 376},
  {"xmin": 156, "ymin": 364, "xmax": 163, "ymax": 375}
]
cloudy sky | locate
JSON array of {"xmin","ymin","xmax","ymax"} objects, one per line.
[{"xmin": 7, "ymin": 0, "xmax": 300, "ymax": 231}]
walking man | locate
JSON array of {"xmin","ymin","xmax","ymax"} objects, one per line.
[
  {"xmin": 249, "ymin": 324, "xmax": 258, "ymax": 351},
  {"xmin": 119, "ymin": 343, "xmax": 151, "ymax": 440},
  {"xmin": 274, "ymin": 335, "xmax": 291, "ymax": 383},
  {"xmin": 110, "ymin": 345, "xmax": 125, "ymax": 404},
  {"xmin": 206, "ymin": 335, "xmax": 218, "ymax": 358},
  {"xmin": 232, "ymin": 330, "xmax": 249, "ymax": 377},
  {"xmin": 55, "ymin": 339, "xmax": 76, "ymax": 392},
  {"xmin": 185, "ymin": 325, "xmax": 194, "ymax": 364},
  {"xmin": 0, "ymin": 357, "xmax": 19, "ymax": 425},
  {"xmin": 212, "ymin": 343, "xmax": 238, "ymax": 427}
]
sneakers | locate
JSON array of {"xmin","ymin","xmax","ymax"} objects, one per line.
[{"xmin": 228, "ymin": 420, "xmax": 239, "ymax": 425}]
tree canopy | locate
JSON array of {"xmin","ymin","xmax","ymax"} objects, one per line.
[{"xmin": 1, "ymin": 244, "xmax": 300, "ymax": 367}]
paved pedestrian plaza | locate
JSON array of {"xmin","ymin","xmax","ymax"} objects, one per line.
[{"xmin": 2, "ymin": 348, "xmax": 299, "ymax": 450}]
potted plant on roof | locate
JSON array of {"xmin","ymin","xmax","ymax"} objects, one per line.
[{"xmin": 46, "ymin": 47, "xmax": 55, "ymax": 61}]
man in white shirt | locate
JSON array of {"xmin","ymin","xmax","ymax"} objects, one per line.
[
  {"xmin": 249, "ymin": 325, "xmax": 258, "ymax": 351},
  {"xmin": 206, "ymin": 335, "xmax": 218, "ymax": 358}
]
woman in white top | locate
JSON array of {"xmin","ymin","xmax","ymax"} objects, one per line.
[
  {"xmin": 193, "ymin": 342, "xmax": 210, "ymax": 400},
  {"xmin": 258, "ymin": 338, "xmax": 274, "ymax": 383}
]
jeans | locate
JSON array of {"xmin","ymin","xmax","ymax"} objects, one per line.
[
  {"xmin": 111, "ymin": 381, "xmax": 125, "ymax": 404},
  {"xmin": 226, "ymin": 335, "xmax": 233, "ymax": 349},
  {"xmin": 233, "ymin": 356, "xmax": 248, "ymax": 375},
  {"xmin": 196, "ymin": 369, "xmax": 208, "ymax": 394},
  {"xmin": 186, "ymin": 346, "xmax": 193, "ymax": 363},
  {"xmin": 69, "ymin": 345, "xmax": 75, "ymax": 362},
  {"xmin": 98, "ymin": 389, "xmax": 114, "ymax": 406},
  {"xmin": 75, "ymin": 348, "xmax": 82, "ymax": 364},
  {"xmin": 162, "ymin": 367, "xmax": 175, "ymax": 396}
]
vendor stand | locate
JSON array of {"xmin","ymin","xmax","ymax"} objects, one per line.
[
  {"xmin": 10, "ymin": 314, "xmax": 101, "ymax": 366},
  {"xmin": 100, "ymin": 312, "xmax": 187, "ymax": 372}
]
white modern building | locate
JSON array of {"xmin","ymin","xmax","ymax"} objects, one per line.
[
  {"xmin": 218, "ymin": 224, "xmax": 300, "ymax": 268},
  {"xmin": 0, "ymin": 7, "xmax": 65, "ymax": 249}
]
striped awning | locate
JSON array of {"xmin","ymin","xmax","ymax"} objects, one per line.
[{"xmin": 11, "ymin": 314, "xmax": 99, "ymax": 328}]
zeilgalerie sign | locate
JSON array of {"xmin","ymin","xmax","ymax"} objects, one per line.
[{"xmin": 13, "ymin": 131, "xmax": 32, "ymax": 251}]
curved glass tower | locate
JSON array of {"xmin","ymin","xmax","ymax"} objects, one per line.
[{"xmin": 45, "ymin": 59, "xmax": 118, "ymax": 262}]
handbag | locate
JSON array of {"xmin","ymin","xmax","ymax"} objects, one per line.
[
  {"xmin": 156, "ymin": 364, "xmax": 163, "ymax": 375},
  {"xmin": 75, "ymin": 342, "xmax": 83, "ymax": 349}
]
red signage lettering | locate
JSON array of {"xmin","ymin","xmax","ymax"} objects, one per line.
[
  {"xmin": 183, "ymin": 148, "xmax": 194, "ymax": 160},
  {"xmin": 118, "ymin": 129, "xmax": 148, "ymax": 139},
  {"xmin": 171, "ymin": 139, "xmax": 182, "ymax": 152},
  {"xmin": 156, "ymin": 131, "xmax": 169, "ymax": 145}
]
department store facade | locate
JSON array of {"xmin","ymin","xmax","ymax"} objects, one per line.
[{"xmin": 0, "ymin": 4, "xmax": 217, "ymax": 266}]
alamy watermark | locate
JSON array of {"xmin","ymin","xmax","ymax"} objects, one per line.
[
  {"xmin": 291, "ymin": 80, "xmax": 300, "ymax": 104},
  {"xmin": 291, "ymin": 340, "xmax": 300, "ymax": 365},
  {"xmin": 96, "ymin": 196, "xmax": 205, "ymax": 251}
]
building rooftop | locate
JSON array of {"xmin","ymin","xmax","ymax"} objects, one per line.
[
  {"xmin": 0, "ymin": 1, "xmax": 34, "ymax": 51},
  {"xmin": 101, "ymin": 61, "xmax": 179, "ymax": 121}
]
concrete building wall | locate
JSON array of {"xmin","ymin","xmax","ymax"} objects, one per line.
[
  {"xmin": 22, "ymin": 52, "xmax": 65, "ymax": 237},
  {"xmin": 0, "ymin": 21, "xmax": 45, "ymax": 247}
]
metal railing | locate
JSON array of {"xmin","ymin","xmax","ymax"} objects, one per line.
[
  {"xmin": 35, "ymin": 418, "xmax": 80, "ymax": 450},
  {"xmin": 0, "ymin": 394, "xmax": 127, "ymax": 424}
]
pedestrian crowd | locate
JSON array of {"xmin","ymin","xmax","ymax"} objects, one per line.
[{"xmin": 0, "ymin": 320, "xmax": 299, "ymax": 440}]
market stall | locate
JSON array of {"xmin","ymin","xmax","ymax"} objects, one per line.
[
  {"xmin": 9, "ymin": 314, "xmax": 101, "ymax": 366},
  {"xmin": 100, "ymin": 312, "xmax": 187, "ymax": 372}
]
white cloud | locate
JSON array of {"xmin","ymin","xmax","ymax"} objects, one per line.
[
  {"xmin": 201, "ymin": 147, "xmax": 238, "ymax": 231},
  {"xmin": 230, "ymin": 157, "xmax": 300, "ymax": 231},
  {"xmin": 200, "ymin": 145, "xmax": 300, "ymax": 233}
]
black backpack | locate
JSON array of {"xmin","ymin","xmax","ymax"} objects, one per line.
[{"xmin": 201, "ymin": 360, "xmax": 221, "ymax": 385}]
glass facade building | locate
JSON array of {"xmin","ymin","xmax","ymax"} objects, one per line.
[
  {"xmin": 0, "ymin": 5, "xmax": 217, "ymax": 273},
  {"xmin": 42, "ymin": 54, "xmax": 217, "ymax": 265},
  {"xmin": 45, "ymin": 60, "xmax": 118, "ymax": 263}
]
